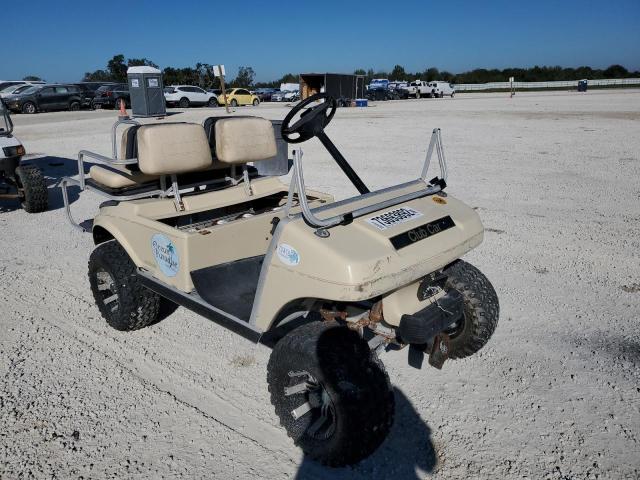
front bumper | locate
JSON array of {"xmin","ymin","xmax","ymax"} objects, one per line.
[{"xmin": 397, "ymin": 289, "xmax": 463, "ymax": 344}]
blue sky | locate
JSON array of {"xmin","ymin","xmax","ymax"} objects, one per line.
[{"xmin": 2, "ymin": 0, "xmax": 639, "ymax": 82}]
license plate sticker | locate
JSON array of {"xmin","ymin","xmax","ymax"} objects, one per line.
[{"xmin": 366, "ymin": 207, "xmax": 423, "ymax": 230}]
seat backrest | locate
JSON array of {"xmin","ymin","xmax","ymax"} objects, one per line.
[
  {"xmin": 213, "ymin": 117, "xmax": 277, "ymax": 165},
  {"xmin": 136, "ymin": 123, "xmax": 212, "ymax": 175},
  {"xmin": 120, "ymin": 125, "xmax": 141, "ymax": 160}
]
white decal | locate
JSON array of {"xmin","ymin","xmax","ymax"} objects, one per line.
[
  {"xmin": 366, "ymin": 207, "xmax": 423, "ymax": 230},
  {"xmin": 151, "ymin": 234, "xmax": 179, "ymax": 277},
  {"xmin": 277, "ymin": 243, "xmax": 300, "ymax": 266}
]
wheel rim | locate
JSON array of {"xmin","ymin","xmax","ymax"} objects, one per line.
[
  {"xmin": 96, "ymin": 268, "xmax": 119, "ymax": 314},
  {"xmin": 286, "ymin": 370, "xmax": 336, "ymax": 440},
  {"xmin": 444, "ymin": 293, "xmax": 471, "ymax": 339},
  {"xmin": 25, "ymin": 103, "xmax": 35, "ymax": 113}
]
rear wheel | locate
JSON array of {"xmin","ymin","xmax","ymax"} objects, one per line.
[
  {"xmin": 15, "ymin": 165, "xmax": 48, "ymax": 213},
  {"xmin": 69, "ymin": 102, "xmax": 80, "ymax": 111},
  {"xmin": 443, "ymin": 260, "xmax": 499, "ymax": 359},
  {"xmin": 179, "ymin": 97, "xmax": 190, "ymax": 108},
  {"xmin": 22, "ymin": 102, "xmax": 36, "ymax": 114},
  {"xmin": 268, "ymin": 321, "xmax": 394, "ymax": 466},
  {"xmin": 88, "ymin": 241, "xmax": 160, "ymax": 331}
]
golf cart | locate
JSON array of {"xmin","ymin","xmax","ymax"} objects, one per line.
[
  {"xmin": 61, "ymin": 93, "xmax": 499, "ymax": 466},
  {"xmin": 0, "ymin": 101, "xmax": 48, "ymax": 212}
]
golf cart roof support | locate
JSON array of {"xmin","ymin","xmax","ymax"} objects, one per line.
[{"xmin": 286, "ymin": 128, "xmax": 448, "ymax": 230}]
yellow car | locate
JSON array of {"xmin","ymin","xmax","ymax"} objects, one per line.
[{"xmin": 217, "ymin": 88, "xmax": 260, "ymax": 107}]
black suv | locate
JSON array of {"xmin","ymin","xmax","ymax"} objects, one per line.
[
  {"xmin": 73, "ymin": 82, "xmax": 116, "ymax": 109},
  {"xmin": 92, "ymin": 83, "xmax": 130, "ymax": 109},
  {"xmin": 4, "ymin": 84, "xmax": 83, "ymax": 114}
]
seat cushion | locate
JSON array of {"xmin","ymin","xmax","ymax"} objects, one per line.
[
  {"xmin": 137, "ymin": 123, "xmax": 212, "ymax": 175},
  {"xmin": 215, "ymin": 117, "xmax": 277, "ymax": 164},
  {"xmin": 89, "ymin": 165, "xmax": 159, "ymax": 189}
]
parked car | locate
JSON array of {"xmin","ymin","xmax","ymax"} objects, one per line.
[
  {"xmin": 3, "ymin": 84, "xmax": 83, "ymax": 114},
  {"xmin": 388, "ymin": 81, "xmax": 410, "ymax": 99},
  {"xmin": 401, "ymin": 80, "xmax": 434, "ymax": 98},
  {"xmin": 0, "ymin": 83, "xmax": 36, "ymax": 98},
  {"xmin": 92, "ymin": 83, "xmax": 130, "ymax": 109},
  {"xmin": 428, "ymin": 81, "xmax": 455, "ymax": 97},
  {"xmin": 164, "ymin": 85, "xmax": 217, "ymax": 108},
  {"xmin": 367, "ymin": 78, "xmax": 389, "ymax": 91},
  {"xmin": 217, "ymin": 88, "xmax": 260, "ymax": 107},
  {"xmin": 0, "ymin": 80, "xmax": 45, "ymax": 92},
  {"xmin": 73, "ymin": 82, "xmax": 116, "ymax": 109},
  {"xmin": 283, "ymin": 90, "xmax": 300, "ymax": 102},
  {"xmin": 271, "ymin": 90, "xmax": 286, "ymax": 102},
  {"xmin": 254, "ymin": 88, "xmax": 278, "ymax": 102}
]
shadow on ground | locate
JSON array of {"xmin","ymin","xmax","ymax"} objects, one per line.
[{"xmin": 294, "ymin": 387, "xmax": 437, "ymax": 480}]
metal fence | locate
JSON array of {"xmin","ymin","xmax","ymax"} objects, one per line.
[{"xmin": 456, "ymin": 78, "xmax": 640, "ymax": 91}]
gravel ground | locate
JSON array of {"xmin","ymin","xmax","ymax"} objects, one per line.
[{"xmin": 1, "ymin": 90, "xmax": 639, "ymax": 479}]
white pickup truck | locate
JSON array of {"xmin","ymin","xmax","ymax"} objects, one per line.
[{"xmin": 401, "ymin": 80, "xmax": 456, "ymax": 98}]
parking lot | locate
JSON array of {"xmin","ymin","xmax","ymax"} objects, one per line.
[{"xmin": 1, "ymin": 90, "xmax": 639, "ymax": 479}]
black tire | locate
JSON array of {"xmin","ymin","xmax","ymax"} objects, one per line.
[
  {"xmin": 22, "ymin": 102, "xmax": 36, "ymax": 114},
  {"xmin": 179, "ymin": 97, "xmax": 190, "ymax": 108},
  {"xmin": 207, "ymin": 97, "xmax": 217, "ymax": 107},
  {"xmin": 268, "ymin": 321, "xmax": 394, "ymax": 467},
  {"xmin": 88, "ymin": 241, "xmax": 160, "ymax": 331},
  {"xmin": 69, "ymin": 102, "xmax": 80, "ymax": 111},
  {"xmin": 444, "ymin": 260, "xmax": 499, "ymax": 359},
  {"xmin": 252, "ymin": 98, "xmax": 259, "ymax": 106},
  {"xmin": 15, "ymin": 165, "xmax": 48, "ymax": 213},
  {"xmin": 230, "ymin": 99, "xmax": 238, "ymax": 107}
]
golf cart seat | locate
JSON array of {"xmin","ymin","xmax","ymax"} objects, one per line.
[
  {"xmin": 211, "ymin": 117, "xmax": 277, "ymax": 164},
  {"xmin": 89, "ymin": 123, "xmax": 212, "ymax": 189}
]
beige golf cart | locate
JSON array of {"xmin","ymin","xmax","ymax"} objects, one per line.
[{"xmin": 61, "ymin": 93, "xmax": 499, "ymax": 466}]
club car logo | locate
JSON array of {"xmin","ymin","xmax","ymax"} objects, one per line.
[
  {"xmin": 151, "ymin": 233, "xmax": 180, "ymax": 277},
  {"xmin": 366, "ymin": 207, "xmax": 423, "ymax": 230},
  {"xmin": 276, "ymin": 243, "xmax": 300, "ymax": 266}
]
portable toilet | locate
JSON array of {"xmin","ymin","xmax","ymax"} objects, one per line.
[
  {"xmin": 577, "ymin": 79, "xmax": 588, "ymax": 92},
  {"xmin": 127, "ymin": 66, "xmax": 166, "ymax": 117}
]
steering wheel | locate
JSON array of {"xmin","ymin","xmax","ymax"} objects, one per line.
[{"xmin": 281, "ymin": 92, "xmax": 337, "ymax": 144}]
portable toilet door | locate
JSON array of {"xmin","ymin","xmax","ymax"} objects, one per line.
[
  {"xmin": 127, "ymin": 66, "xmax": 166, "ymax": 117},
  {"xmin": 577, "ymin": 79, "xmax": 588, "ymax": 92}
]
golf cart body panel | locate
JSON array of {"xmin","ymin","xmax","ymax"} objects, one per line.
[
  {"xmin": 93, "ymin": 176, "xmax": 332, "ymax": 295},
  {"xmin": 250, "ymin": 190, "xmax": 483, "ymax": 330}
]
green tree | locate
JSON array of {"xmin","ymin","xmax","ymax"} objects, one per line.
[
  {"xmin": 22, "ymin": 75, "xmax": 43, "ymax": 81},
  {"xmin": 390, "ymin": 65, "xmax": 406, "ymax": 80},
  {"xmin": 107, "ymin": 54, "xmax": 127, "ymax": 82},
  {"xmin": 233, "ymin": 66, "xmax": 256, "ymax": 87}
]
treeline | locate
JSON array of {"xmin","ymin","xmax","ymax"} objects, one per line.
[
  {"xmin": 355, "ymin": 64, "xmax": 640, "ymax": 84},
  {"xmin": 83, "ymin": 55, "xmax": 639, "ymax": 87}
]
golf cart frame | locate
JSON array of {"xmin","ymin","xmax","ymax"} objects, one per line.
[{"xmin": 61, "ymin": 108, "xmax": 452, "ymax": 343}]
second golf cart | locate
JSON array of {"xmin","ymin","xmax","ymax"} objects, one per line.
[
  {"xmin": 0, "ymin": 100, "xmax": 48, "ymax": 212},
  {"xmin": 62, "ymin": 93, "xmax": 499, "ymax": 466}
]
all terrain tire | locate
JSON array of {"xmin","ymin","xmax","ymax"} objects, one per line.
[
  {"xmin": 268, "ymin": 321, "xmax": 395, "ymax": 467},
  {"xmin": 444, "ymin": 260, "xmax": 499, "ymax": 359},
  {"xmin": 15, "ymin": 165, "xmax": 48, "ymax": 213},
  {"xmin": 88, "ymin": 241, "xmax": 160, "ymax": 331}
]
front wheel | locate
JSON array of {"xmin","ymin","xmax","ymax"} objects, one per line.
[
  {"xmin": 22, "ymin": 102, "xmax": 36, "ymax": 114},
  {"xmin": 230, "ymin": 99, "xmax": 238, "ymax": 107},
  {"xmin": 15, "ymin": 165, "xmax": 48, "ymax": 213},
  {"xmin": 252, "ymin": 98, "xmax": 259, "ymax": 106},
  {"xmin": 207, "ymin": 97, "xmax": 217, "ymax": 107},
  {"xmin": 443, "ymin": 260, "xmax": 499, "ymax": 359},
  {"xmin": 268, "ymin": 321, "xmax": 395, "ymax": 466},
  {"xmin": 88, "ymin": 241, "xmax": 160, "ymax": 331}
]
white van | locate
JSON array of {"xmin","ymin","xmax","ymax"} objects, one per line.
[{"xmin": 428, "ymin": 81, "xmax": 455, "ymax": 98}]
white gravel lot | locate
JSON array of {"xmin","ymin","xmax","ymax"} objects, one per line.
[{"xmin": 1, "ymin": 90, "xmax": 639, "ymax": 479}]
